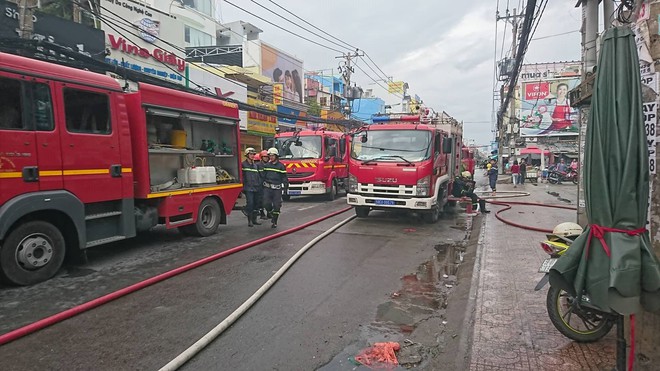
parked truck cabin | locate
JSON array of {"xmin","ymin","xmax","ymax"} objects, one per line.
[{"xmin": 0, "ymin": 52, "xmax": 242, "ymax": 285}]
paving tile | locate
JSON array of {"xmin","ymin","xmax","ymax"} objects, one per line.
[{"xmin": 468, "ymin": 181, "xmax": 616, "ymax": 370}]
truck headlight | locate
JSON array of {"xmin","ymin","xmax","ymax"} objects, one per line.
[
  {"xmin": 416, "ymin": 175, "xmax": 430, "ymax": 196},
  {"xmin": 348, "ymin": 174, "xmax": 358, "ymax": 193}
]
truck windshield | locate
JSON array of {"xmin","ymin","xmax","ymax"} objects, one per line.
[
  {"xmin": 276, "ymin": 135, "xmax": 323, "ymax": 159},
  {"xmin": 351, "ymin": 130, "xmax": 432, "ymax": 162}
]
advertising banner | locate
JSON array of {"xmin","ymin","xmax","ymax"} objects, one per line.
[
  {"xmin": 100, "ymin": 0, "xmax": 186, "ymax": 84},
  {"xmin": 277, "ymin": 105, "xmax": 306, "ymax": 128},
  {"xmin": 0, "ymin": 0, "xmax": 105, "ymax": 59},
  {"xmin": 273, "ymin": 83, "xmax": 283, "ymax": 105},
  {"xmin": 247, "ymin": 97, "xmax": 277, "ymax": 136},
  {"xmin": 261, "ymin": 42, "xmax": 304, "ymax": 104},
  {"xmin": 388, "ymin": 81, "xmax": 405, "ymax": 94},
  {"xmin": 517, "ymin": 62, "xmax": 582, "ymax": 137}
]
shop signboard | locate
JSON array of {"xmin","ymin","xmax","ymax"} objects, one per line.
[
  {"xmin": 247, "ymin": 97, "xmax": 277, "ymax": 136},
  {"xmin": 0, "ymin": 0, "xmax": 105, "ymax": 59},
  {"xmin": 261, "ymin": 42, "xmax": 304, "ymax": 104},
  {"xmin": 100, "ymin": 0, "xmax": 186, "ymax": 84},
  {"xmin": 277, "ymin": 105, "xmax": 306, "ymax": 129},
  {"xmin": 517, "ymin": 62, "xmax": 582, "ymax": 137}
]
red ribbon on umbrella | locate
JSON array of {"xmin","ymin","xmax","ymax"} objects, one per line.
[{"xmin": 585, "ymin": 223, "xmax": 647, "ymax": 371}]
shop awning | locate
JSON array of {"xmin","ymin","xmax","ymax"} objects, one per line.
[{"xmin": 520, "ymin": 147, "xmax": 551, "ymax": 155}]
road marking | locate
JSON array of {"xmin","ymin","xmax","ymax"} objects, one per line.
[{"xmin": 297, "ymin": 205, "xmax": 317, "ymax": 211}]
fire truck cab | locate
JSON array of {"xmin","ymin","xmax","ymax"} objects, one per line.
[
  {"xmin": 346, "ymin": 113, "xmax": 461, "ymax": 223},
  {"xmin": 274, "ymin": 129, "xmax": 348, "ymax": 201},
  {"xmin": 0, "ymin": 52, "xmax": 242, "ymax": 285}
]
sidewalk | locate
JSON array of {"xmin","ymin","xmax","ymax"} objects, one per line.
[{"xmin": 467, "ymin": 179, "xmax": 616, "ymax": 370}]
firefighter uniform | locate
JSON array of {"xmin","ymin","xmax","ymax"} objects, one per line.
[
  {"xmin": 262, "ymin": 148, "xmax": 288, "ymax": 228},
  {"xmin": 242, "ymin": 148, "xmax": 263, "ymax": 227}
]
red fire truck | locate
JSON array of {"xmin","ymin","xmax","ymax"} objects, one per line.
[
  {"xmin": 274, "ymin": 129, "xmax": 348, "ymax": 201},
  {"xmin": 346, "ymin": 113, "xmax": 463, "ymax": 223},
  {"xmin": 0, "ymin": 52, "xmax": 243, "ymax": 285}
]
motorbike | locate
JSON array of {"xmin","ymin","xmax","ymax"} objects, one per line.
[
  {"xmin": 547, "ymin": 168, "xmax": 578, "ymax": 184},
  {"xmin": 535, "ymin": 223, "xmax": 616, "ymax": 342}
]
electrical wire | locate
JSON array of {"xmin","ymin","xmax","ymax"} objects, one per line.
[{"xmin": 222, "ymin": 0, "xmax": 345, "ymax": 54}]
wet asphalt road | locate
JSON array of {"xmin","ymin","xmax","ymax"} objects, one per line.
[{"xmin": 1, "ymin": 194, "xmax": 468, "ymax": 370}]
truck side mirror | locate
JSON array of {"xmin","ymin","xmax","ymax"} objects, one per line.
[
  {"xmin": 360, "ymin": 135, "xmax": 368, "ymax": 143},
  {"xmin": 339, "ymin": 138, "xmax": 346, "ymax": 152},
  {"xmin": 442, "ymin": 138, "xmax": 453, "ymax": 154}
]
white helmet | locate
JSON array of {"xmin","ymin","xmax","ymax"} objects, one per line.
[
  {"xmin": 548, "ymin": 222, "xmax": 583, "ymax": 243},
  {"xmin": 267, "ymin": 147, "xmax": 279, "ymax": 156},
  {"xmin": 461, "ymin": 171, "xmax": 472, "ymax": 178},
  {"xmin": 245, "ymin": 147, "xmax": 257, "ymax": 156}
]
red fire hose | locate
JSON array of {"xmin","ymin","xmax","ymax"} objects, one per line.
[
  {"xmin": 0, "ymin": 207, "xmax": 352, "ymax": 346},
  {"xmin": 486, "ymin": 200, "xmax": 577, "ymax": 233}
]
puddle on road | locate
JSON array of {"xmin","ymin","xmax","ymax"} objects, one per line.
[{"xmin": 320, "ymin": 227, "xmax": 471, "ymax": 370}]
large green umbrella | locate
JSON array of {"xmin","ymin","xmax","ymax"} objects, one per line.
[{"xmin": 549, "ymin": 27, "xmax": 660, "ymax": 318}]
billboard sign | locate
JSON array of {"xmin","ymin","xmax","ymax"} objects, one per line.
[
  {"xmin": 518, "ymin": 62, "xmax": 581, "ymax": 137},
  {"xmin": 0, "ymin": 0, "xmax": 105, "ymax": 59},
  {"xmin": 277, "ymin": 105, "xmax": 306, "ymax": 128},
  {"xmin": 247, "ymin": 97, "xmax": 277, "ymax": 136},
  {"xmin": 261, "ymin": 42, "xmax": 304, "ymax": 104},
  {"xmin": 100, "ymin": 0, "xmax": 186, "ymax": 84}
]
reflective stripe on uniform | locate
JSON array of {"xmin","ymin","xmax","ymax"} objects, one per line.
[
  {"xmin": 242, "ymin": 168, "xmax": 260, "ymax": 172},
  {"xmin": 264, "ymin": 168, "xmax": 287, "ymax": 174}
]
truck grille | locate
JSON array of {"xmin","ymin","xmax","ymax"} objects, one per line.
[
  {"xmin": 357, "ymin": 183, "xmax": 416, "ymax": 199},
  {"xmin": 288, "ymin": 172, "xmax": 315, "ymax": 178}
]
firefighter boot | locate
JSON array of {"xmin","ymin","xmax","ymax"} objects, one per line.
[
  {"xmin": 260, "ymin": 209, "xmax": 269, "ymax": 220},
  {"xmin": 252, "ymin": 212, "xmax": 262, "ymax": 225},
  {"xmin": 248, "ymin": 214, "xmax": 254, "ymax": 227},
  {"xmin": 271, "ymin": 214, "xmax": 279, "ymax": 228}
]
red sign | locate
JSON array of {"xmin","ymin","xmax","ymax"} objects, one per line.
[
  {"xmin": 524, "ymin": 82, "xmax": 550, "ymax": 100},
  {"xmin": 108, "ymin": 34, "xmax": 186, "ymax": 72}
]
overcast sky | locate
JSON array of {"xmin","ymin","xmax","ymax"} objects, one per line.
[{"xmin": 217, "ymin": 0, "xmax": 582, "ymax": 145}]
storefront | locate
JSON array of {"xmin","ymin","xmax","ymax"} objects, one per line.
[{"xmin": 245, "ymin": 97, "xmax": 277, "ymax": 152}]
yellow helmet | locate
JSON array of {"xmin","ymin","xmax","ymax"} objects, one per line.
[
  {"xmin": 267, "ymin": 147, "xmax": 279, "ymax": 156},
  {"xmin": 461, "ymin": 171, "xmax": 472, "ymax": 178}
]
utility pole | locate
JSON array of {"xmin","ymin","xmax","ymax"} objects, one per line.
[
  {"xmin": 496, "ymin": 7, "xmax": 524, "ymax": 174},
  {"xmin": 17, "ymin": 0, "xmax": 38, "ymax": 39},
  {"xmin": 336, "ymin": 49, "xmax": 365, "ymax": 118}
]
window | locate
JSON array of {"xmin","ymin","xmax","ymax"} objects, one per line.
[
  {"xmin": 184, "ymin": 25, "xmax": 213, "ymax": 47},
  {"xmin": 0, "ymin": 77, "xmax": 25, "ymax": 130},
  {"xmin": 64, "ymin": 89, "xmax": 111, "ymax": 134},
  {"xmin": 32, "ymin": 83, "xmax": 54, "ymax": 131},
  {"xmin": 319, "ymin": 97, "xmax": 328, "ymax": 107},
  {"xmin": 182, "ymin": 0, "xmax": 213, "ymax": 17}
]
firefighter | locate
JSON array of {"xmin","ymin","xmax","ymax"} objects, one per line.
[
  {"xmin": 258, "ymin": 149, "xmax": 271, "ymax": 219},
  {"xmin": 452, "ymin": 171, "xmax": 490, "ymax": 214},
  {"xmin": 262, "ymin": 148, "xmax": 288, "ymax": 228},
  {"xmin": 241, "ymin": 147, "xmax": 262, "ymax": 227}
]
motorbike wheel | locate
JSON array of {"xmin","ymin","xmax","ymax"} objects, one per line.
[
  {"xmin": 546, "ymin": 285, "xmax": 614, "ymax": 342},
  {"xmin": 548, "ymin": 175, "xmax": 559, "ymax": 184},
  {"xmin": 572, "ymin": 177, "xmax": 578, "ymax": 185}
]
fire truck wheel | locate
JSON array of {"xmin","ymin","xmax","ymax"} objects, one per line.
[
  {"xmin": 355, "ymin": 206, "xmax": 370, "ymax": 218},
  {"xmin": 422, "ymin": 203, "xmax": 441, "ymax": 224},
  {"xmin": 0, "ymin": 221, "xmax": 66, "ymax": 286},
  {"xmin": 326, "ymin": 180, "xmax": 337, "ymax": 201},
  {"xmin": 179, "ymin": 198, "xmax": 221, "ymax": 237}
]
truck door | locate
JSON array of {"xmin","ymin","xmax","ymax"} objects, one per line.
[
  {"xmin": 31, "ymin": 81, "xmax": 62, "ymax": 191},
  {"xmin": 0, "ymin": 75, "xmax": 38, "ymax": 205},
  {"xmin": 56, "ymin": 84, "xmax": 123, "ymax": 202}
]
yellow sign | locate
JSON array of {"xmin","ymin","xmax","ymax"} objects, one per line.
[
  {"xmin": 247, "ymin": 97, "xmax": 277, "ymax": 136},
  {"xmin": 388, "ymin": 81, "xmax": 405, "ymax": 94},
  {"xmin": 273, "ymin": 83, "xmax": 284, "ymax": 105}
]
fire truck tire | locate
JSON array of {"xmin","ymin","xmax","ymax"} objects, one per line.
[
  {"xmin": 179, "ymin": 198, "xmax": 221, "ymax": 237},
  {"xmin": 326, "ymin": 180, "xmax": 337, "ymax": 201},
  {"xmin": 0, "ymin": 221, "xmax": 66, "ymax": 286},
  {"xmin": 355, "ymin": 206, "xmax": 370, "ymax": 218},
  {"xmin": 422, "ymin": 203, "xmax": 441, "ymax": 224}
]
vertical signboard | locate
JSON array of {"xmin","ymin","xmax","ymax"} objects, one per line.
[{"xmin": 100, "ymin": 0, "xmax": 186, "ymax": 84}]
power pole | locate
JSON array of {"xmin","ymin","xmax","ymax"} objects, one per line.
[
  {"xmin": 17, "ymin": 0, "xmax": 38, "ymax": 39},
  {"xmin": 496, "ymin": 8, "xmax": 524, "ymax": 174},
  {"xmin": 336, "ymin": 49, "xmax": 365, "ymax": 118}
]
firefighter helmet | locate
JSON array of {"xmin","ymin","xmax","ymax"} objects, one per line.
[
  {"xmin": 547, "ymin": 222, "xmax": 583, "ymax": 243},
  {"xmin": 461, "ymin": 171, "xmax": 472, "ymax": 179},
  {"xmin": 260, "ymin": 150, "xmax": 268, "ymax": 157},
  {"xmin": 267, "ymin": 148, "xmax": 279, "ymax": 156},
  {"xmin": 244, "ymin": 147, "xmax": 257, "ymax": 156}
]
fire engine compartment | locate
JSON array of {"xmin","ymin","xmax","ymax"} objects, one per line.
[{"xmin": 145, "ymin": 108, "xmax": 239, "ymax": 193}]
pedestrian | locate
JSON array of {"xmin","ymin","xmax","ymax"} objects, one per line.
[
  {"xmin": 258, "ymin": 149, "xmax": 270, "ymax": 219},
  {"xmin": 453, "ymin": 171, "xmax": 490, "ymax": 214},
  {"xmin": 511, "ymin": 160, "xmax": 520, "ymax": 188},
  {"xmin": 570, "ymin": 159, "xmax": 578, "ymax": 171},
  {"xmin": 488, "ymin": 159, "xmax": 498, "ymax": 195},
  {"xmin": 262, "ymin": 148, "xmax": 288, "ymax": 228},
  {"xmin": 557, "ymin": 158, "xmax": 567, "ymax": 173},
  {"xmin": 520, "ymin": 159, "xmax": 527, "ymax": 185},
  {"xmin": 241, "ymin": 148, "xmax": 262, "ymax": 227}
]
